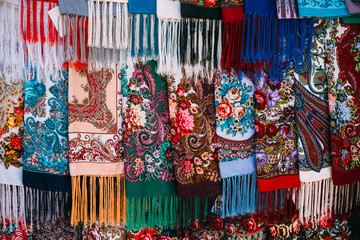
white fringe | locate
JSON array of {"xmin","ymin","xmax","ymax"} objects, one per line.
[{"xmin": 0, "ymin": 184, "xmax": 26, "ymax": 230}]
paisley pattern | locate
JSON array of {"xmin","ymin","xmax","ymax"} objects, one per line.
[
  {"xmin": 23, "ymin": 67, "xmax": 70, "ymax": 176},
  {"xmin": 123, "ymin": 61, "xmax": 174, "ymax": 183}
]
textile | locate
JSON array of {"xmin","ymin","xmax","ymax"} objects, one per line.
[
  {"xmin": 276, "ymin": 0, "xmax": 300, "ymax": 19},
  {"xmin": 345, "ymin": 0, "xmax": 360, "ymax": 14},
  {"xmin": 123, "ymin": 60, "xmax": 177, "ymax": 229},
  {"xmin": 214, "ymin": 70, "xmax": 257, "ymax": 217},
  {"xmin": 68, "ymin": 62, "xmax": 125, "ymax": 226},
  {"xmin": 58, "ymin": 0, "xmax": 88, "ymax": 16},
  {"xmin": 128, "ymin": 0, "xmax": 156, "ymax": 14},
  {"xmin": 180, "ymin": 0, "xmax": 222, "ymax": 19},
  {"xmin": 297, "ymin": 0, "xmax": 350, "ymax": 18}
]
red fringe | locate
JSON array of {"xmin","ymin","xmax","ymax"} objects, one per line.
[
  {"xmin": 26, "ymin": 0, "xmax": 31, "ymax": 41},
  {"xmin": 40, "ymin": 0, "xmax": 46, "ymax": 44},
  {"xmin": 32, "ymin": 0, "xmax": 38, "ymax": 42},
  {"xmin": 21, "ymin": 0, "xmax": 25, "ymax": 40},
  {"xmin": 221, "ymin": 21, "xmax": 244, "ymax": 71}
]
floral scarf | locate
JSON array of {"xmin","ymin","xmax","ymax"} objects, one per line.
[
  {"xmin": 68, "ymin": 62, "xmax": 125, "ymax": 226},
  {"xmin": 214, "ymin": 70, "xmax": 257, "ymax": 218},
  {"xmin": 180, "ymin": 0, "xmax": 222, "ymax": 19},
  {"xmin": 168, "ymin": 71, "xmax": 222, "ymax": 226},
  {"xmin": 297, "ymin": 0, "xmax": 350, "ymax": 18},
  {"xmin": 0, "ymin": 78, "xmax": 26, "ymax": 228},
  {"xmin": 23, "ymin": 65, "xmax": 71, "ymax": 224},
  {"xmin": 325, "ymin": 19, "xmax": 360, "ymax": 213},
  {"xmin": 123, "ymin": 60, "xmax": 177, "ymax": 230},
  {"xmin": 294, "ymin": 19, "xmax": 333, "ymax": 223}
]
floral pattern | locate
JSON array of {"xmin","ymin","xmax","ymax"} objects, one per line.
[
  {"xmin": 23, "ymin": 67, "xmax": 70, "ymax": 175},
  {"xmin": 180, "ymin": 0, "xmax": 221, "ymax": 8},
  {"xmin": 0, "ymin": 79, "xmax": 24, "ymax": 169},
  {"xmin": 0, "ymin": 218, "xmax": 32, "ymax": 240},
  {"xmin": 123, "ymin": 61, "xmax": 174, "ymax": 183},
  {"xmin": 82, "ymin": 223, "xmax": 127, "ymax": 240}
]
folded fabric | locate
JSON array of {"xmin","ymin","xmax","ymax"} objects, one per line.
[
  {"xmin": 276, "ymin": 0, "xmax": 300, "ymax": 19},
  {"xmin": 23, "ymin": 65, "xmax": 71, "ymax": 223},
  {"xmin": 344, "ymin": 0, "xmax": 360, "ymax": 14},
  {"xmin": 129, "ymin": 0, "xmax": 156, "ymax": 14},
  {"xmin": 58, "ymin": 0, "xmax": 88, "ymax": 16},
  {"xmin": 68, "ymin": 62, "xmax": 125, "ymax": 226},
  {"xmin": 123, "ymin": 60, "xmax": 177, "ymax": 230},
  {"xmin": 180, "ymin": 0, "xmax": 222, "ymax": 19},
  {"xmin": 297, "ymin": 0, "xmax": 350, "ymax": 18},
  {"xmin": 214, "ymin": 70, "xmax": 257, "ymax": 217}
]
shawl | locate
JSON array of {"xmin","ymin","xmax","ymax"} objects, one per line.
[
  {"xmin": 180, "ymin": 0, "xmax": 222, "ymax": 19},
  {"xmin": 0, "ymin": 78, "xmax": 26, "ymax": 228},
  {"xmin": 168, "ymin": 71, "xmax": 222, "ymax": 226},
  {"xmin": 276, "ymin": 0, "xmax": 300, "ymax": 19},
  {"xmin": 297, "ymin": 0, "xmax": 350, "ymax": 18},
  {"xmin": 68, "ymin": 62, "xmax": 125, "ymax": 226},
  {"xmin": 87, "ymin": 0, "xmax": 129, "ymax": 68},
  {"xmin": 342, "ymin": 0, "xmax": 360, "ymax": 24},
  {"xmin": 23, "ymin": 65, "xmax": 71, "ymax": 224},
  {"xmin": 214, "ymin": 70, "xmax": 257, "ymax": 218},
  {"xmin": 221, "ymin": 0, "xmax": 245, "ymax": 71},
  {"xmin": 123, "ymin": 60, "xmax": 177, "ymax": 230},
  {"xmin": 128, "ymin": 0, "xmax": 156, "ymax": 14},
  {"xmin": 294, "ymin": 19, "xmax": 333, "ymax": 223},
  {"xmin": 325, "ymin": 20, "xmax": 360, "ymax": 191}
]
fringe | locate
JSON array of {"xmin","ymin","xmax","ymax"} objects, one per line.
[
  {"xmin": 25, "ymin": 187, "xmax": 69, "ymax": 228},
  {"xmin": 222, "ymin": 21, "xmax": 244, "ymax": 71},
  {"xmin": 126, "ymin": 196, "xmax": 178, "ymax": 230},
  {"xmin": 0, "ymin": 184, "xmax": 26, "ymax": 230},
  {"xmin": 70, "ymin": 175, "xmax": 126, "ymax": 226},
  {"xmin": 298, "ymin": 178, "xmax": 334, "ymax": 223},
  {"xmin": 333, "ymin": 181, "xmax": 360, "ymax": 216},
  {"xmin": 0, "ymin": 1, "xmax": 25, "ymax": 83},
  {"xmin": 220, "ymin": 172, "xmax": 257, "ymax": 218}
]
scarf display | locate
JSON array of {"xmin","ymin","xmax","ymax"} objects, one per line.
[
  {"xmin": 276, "ymin": 0, "xmax": 300, "ymax": 19},
  {"xmin": 68, "ymin": 62, "xmax": 125, "ymax": 226},
  {"xmin": 168, "ymin": 71, "xmax": 221, "ymax": 225},
  {"xmin": 214, "ymin": 70, "xmax": 257, "ymax": 218},
  {"xmin": 325, "ymin": 20, "xmax": 360, "ymax": 195},
  {"xmin": 123, "ymin": 60, "xmax": 177, "ymax": 229},
  {"xmin": 0, "ymin": 78, "xmax": 26, "ymax": 228},
  {"xmin": 23, "ymin": 65, "xmax": 70, "ymax": 223},
  {"xmin": 180, "ymin": 0, "xmax": 221, "ymax": 19},
  {"xmin": 294, "ymin": 19, "xmax": 333, "ymax": 223},
  {"xmin": 297, "ymin": 0, "xmax": 350, "ymax": 18}
]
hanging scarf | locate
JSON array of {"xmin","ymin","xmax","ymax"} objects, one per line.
[
  {"xmin": 221, "ymin": 0, "xmax": 245, "ymax": 71},
  {"xmin": 168, "ymin": 71, "xmax": 221, "ymax": 226},
  {"xmin": 128, "ymin": 0, "xmax": 158, "ymax": 59},
  {"xmin": 23, "ymin": 65, "xmax": 70, "ymax": 224},
  {"xmin": 254, "ymin": 70, "xmax": 299, "ymax": 221},
  {"xmin": 276, "ymin": 0, "xmax": 300, "ymax": 19},
  {"xmin": 0, "ymin": 0, "xmax": 26, "ymax": 82},
  {"xmin": 0, "ymin": 78, "xmax": 26, "ymax": 229},
  {"xmin": 342, "ymin": 0, "xmax": 360, "ymax": 24},
  {"xmin": 294, "ymin": 19, "xmax": 333, "ymax": 223},
  {"xmin": 297, "ymin": 0, "xmax": 350, "ymax": 18},
  {"xmin": 68, "ymin": 62, "xmax": 125, "ymax": 226},
  {"xmin": 325, "ymin": 19, "xmax": 360, "ymax": 213},
  {"xmin": 214, "ymin": 70, "xmax": 257, "ymax": 218},
  {"xmin": 180, "ymin": 0, "xmax": 222, "ymax": 19},
  {"xmin": 87, "ymin": 0, "xmax": 129, "ymax": 69},
  {"xmin": 123, "ymin": 60, "xmax": 177, "ymax": 230}
]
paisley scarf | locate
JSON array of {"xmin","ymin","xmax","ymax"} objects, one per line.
[
  {"xmin": 294, "ymin": 19, "xmax": 333, "ymax": 223},
  {"xmin": 214, "ymin": 70, "xmax": 257, "ymax": 218},
  {"xmin": 0, "ymin": 78, "xmax": 26, "ymax": 229},
  {"xmin": 168, "ymin": 71, "xmax": 221, "ymax": 226},
  {"xmin": 123, "ymin": 60, "xmax": 177, "ymax": 230},
  {"xmin": 68, "ymin": 62, "xmax": 126, "ymax": 226},
  {"xmin": 325, "ymin": 19, "xmax": 360, "ymax": 213},
  {"xmin": 23, "ymin": 65, "xmax": 71, "ymax": 224},
  {"xmin": 297, "ymin": 0, "xmax": 350, "ymax": 18},
  {"xmin": 254, "ymin": 70, "xmax": 300, "ymax": 221}
]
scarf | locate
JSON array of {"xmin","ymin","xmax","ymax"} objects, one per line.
[
  {"xmin": 23, "ymin": 65, "xmax": 71, "ymax": 224},
  {"xmin": 87, "ymin": 0, "xmax": 129, "ymax": 69},
  {"xmin": 168, "ymin": 71, "xmax": 221, "ymax": 226},
  {"xmin": 342, "ymin": 0, "xmax": 360, "ymax": 24},
  {"xmin": 297, "ymin": 0, "xmax": 350, "ymax": 18},
  {"xmin": 123, "ymin": 60, "xmax": 177, "ymax": 230},
  {"xmin": 294, "ymin": 19, "xmax": 333, "ymax": 223},
  {"xmin": 68, "ymin": 62, "xmax": 126, "ymax": 226},
  {"xmin": 254, "ymin": 70, "xmax": 300, "ymax": 221},
  {"xmin": 325, "ymin": 20, "xmax": 360, "ymax": 212},
  {"xmin": 221, "ymin": 0, "xmax": 245, "ymax": 71},
  {"xmin": 214, "ymin": 70, "xmax": 257, "ymax": 218},
  {"xmin": 128, "ymin": 0, "xmax": 158, "ymax": 59},
  {"xmin": 180, "ymin": 0, "xmax": 222, "ymax": 19},
  {"xmin": 0, "ymin": 78, "xmax": 26, "ymax": 229},
  {"xmin": 276, "ymin": 0, "xmax": 300, "ymax": 19}
]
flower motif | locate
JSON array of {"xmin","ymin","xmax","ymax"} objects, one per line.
[
  {"xmin": 6, "ymin": 113, "xmax": 23, "ymax": 129},
  {"xmin": 290, "ymin": 218, "xmax": 301, "ymax": 235},
  {"xmin": 233, "ymin": 103, "xmax": 246, "ymax": 120},
  {"xmin": 54, "ymin": 157, "xmax": 68, "ymax": 174},
  {"xmin": 265, "ymin": 123, "xmax": 279, "ymax": 138},
  {"xmin": 216, "ymin": 100, "xmax": 232, "ymax": 119},
  {"xmin": 280, "ymin": 124, "xmax": 293, "ymax": 138},
  {"xmin": 226, "ymin": 87, "xmax": 242, "ymax": 103},
  {"xmin": 179, "ymin": 100, "xmax": 191, "ymax": 109},
  {"xmin": 174, "ymin": 109, "xmax": 194, "ymax": 135},
  {"xmin": 196, "ymin": 167, "xmax": 204, "ymax": 174},
  {"xmin": 125, "ymin": 104, "xmax": 146, "ymax": 131},
  {"xmin": 254, "ymin": 90, "xmax": 267, "ymax": 110},
  {"xmin": 256, "ymin": 149, "xmax": 268, "ymax": 167},
  {"xmin": 129, "ymin": 95, "xmax": 143, "ymax": 105},
  {"xmin": 225, "ymin": 224, "xmax": 235, "ymax": 236},
  {"xmin": 318, "ymin": 213, "xmax": 334, "ymax": 229},
  {"xmin": 243, "ymin": 218, "xmax": 256, "ymax": 233},
  {"xmin": 266, "ymin": 89, "xmax": 280, "ymax": 109},
  {"xmin": 277, "ymin": 224, "xmax": 289, "ymax": 238},
  {"xmin": 129, "ymin": 81, "xmax": 137, "ymax": 90},
  {"xmin": 10, "ymin": 136, "xmax": 23, "ymax": 150},
  {"xmin": 210, "ymin": 216, "xmax": 223, "ymax": 231},
  {"xmin": 177, "ymin": 87, "xmax": 185, "ymax": 96},
  {"xmin": 285, "ymin": 139, "xmax": 295, "ymax": 149},
  {"xmin": 194, "ymin": 157, "xmax": 202, "ymax": 165},
  {"xmin": 268, "ymin": 224, "xmax": 278, "ymax": 238},
  {"xmin": 14, "ymin": 107, "xmax": 24, "ymax": 116}
]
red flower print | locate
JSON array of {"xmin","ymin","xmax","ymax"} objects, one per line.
[
  {"xmin": 268, "ymin": 225, "xmax": 278, "ymax": 238},
  {"xmin": 179, "ymin": 100, "xmax": 191, "ymax": 109},
  {"xmin": 255, "ymin": 119, "xmax": 265, "ymax": 139},
  {"xmin": 217, "ymin": 100, "xmax": 232, "ymax": 119},
  {"xmin": 140, "ymin": 233, "xmax": 153, "ymax": 240},
  {"xmin": 290, "ymin": 218, "xmax": 301, "ymax": 235},
  {"xmin": 210, "ymin": 215, "xmax": 223, "ymax": 231},
  {"xmin": 318, "ymin": 213, "xmax": 334, "ymax": 229},
  {"xmin": 225, "ymin": 224, "xmax": 235, "ymax": 235},
  {"xmin": 10, "ymin": 136, "xmax": 23, "ymax": 150},
  {"xmin": 265, "ymin": 123, "xmax": 279, "ymax": 138},
  {"xmin": 14, "ymin": 107, "xmax": 24, "ymax": 116},
  {"xmin": 243, "ymin": 218, "xmax": 256, "ymax": 233},
  {"xmin": 0, "ymin": 127, "xmax": 3, "ymax": 138},
  {"xmin": 205, "ymin": 0, "xmax": 217, "ymax": 6},
  {"xmin": 254, "ymin": 90, "xmax": 267, "ymax": 110},
  {"xmin": 341, "ymin": 231, "xmax": 347, "ymax": 238},
  {"xmin": 129, "ymin": 95, "xmax": 143, "ymax": 105},
  {"xmin": 177, "ymin": 87, "xmax": 185, "ymax": 96},
  {"xmin": 11, "ymin": 229, "xmax": 28, "ymax": 240},
  {"xmin": 174, "ymin": 109, "xmax": 194, "ymax": 135}
]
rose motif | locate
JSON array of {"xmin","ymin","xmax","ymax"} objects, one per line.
[
  {"xmin": 254, "ymin": 90, "xmax": 267, "ymax": 110},
  {"xmin": 216, "ymin": 100, "xmax": 232, "ymax": 119},
  {"xmin": 191, "ymin": 220, "xmax": 199, "ymax": 231},
  {"xmin": 129, "ymin": 81, "xmax": 137, "ymax": 90},
  {"xmin": 6, "ymin": 114, "xmax": 23, "ymax": 129},
  {"xmin": 210, "ymin": 215, "xmax": 223, "ymax": 231},
  {"xmin": 255, "ymin": 119, "xmax": 265, "ymax": 139},
  {"xmin": 290, "ymin": 218, "xmax": 301, "ymax": 235},
  {"xmin": 318, "ymin": 213, "xmax": 334, "ymax": 229},
  {"xmin": 14, "ymin": 107, "xmax": 24, "ymax": 116},
  {"xmin": 265, "ymin": 123, "xmax": 279, "ymax": 138},
  {"xmin": 10, "ymin": 229, "xmax": 28, "ymax": 240},
  {"xmin": 125, "ymin": 105, "xmax": 146, "ymax": 131},
  {"xmin": 243, "ymin": 218, "xmax": 256, "ymax": 232},
  {"xmin": 129, "ymin": 95, "xmax": 143, "ymax": 105},
  {"xmin": 179, "ymin": 100, "xmax": 191, "ymax": 109},
  {"xmin": 268, "ymin": 225, "xmax": 278, "ymax": 238},
  {"xmin": 174, "ymin": 109, "xmax": 194, "ymax": 135},
  {"xmin": 10, "ymin": 136, "xmax": 23, "ymax": 150},
  {"xmin": 140, "ymin": 233, "xmax": 153, "ymax": 240},
  {"xmin": 278, "ymin": 224, "xmax": 289, "ymax": 238},
  {"xmin": 225, "ymin": 225, "xmax": 235, "ymax": 236},
  {"xmin": 177, "ymin": 87, "xmax": 185, "ymax": 96},
  {"xmin": 226, "ymin": 88, "xmax": 242, "ymax": 103},
  {"xmin": 233, "ymin": 103, "xmax": 246, "ymax": 120}
]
